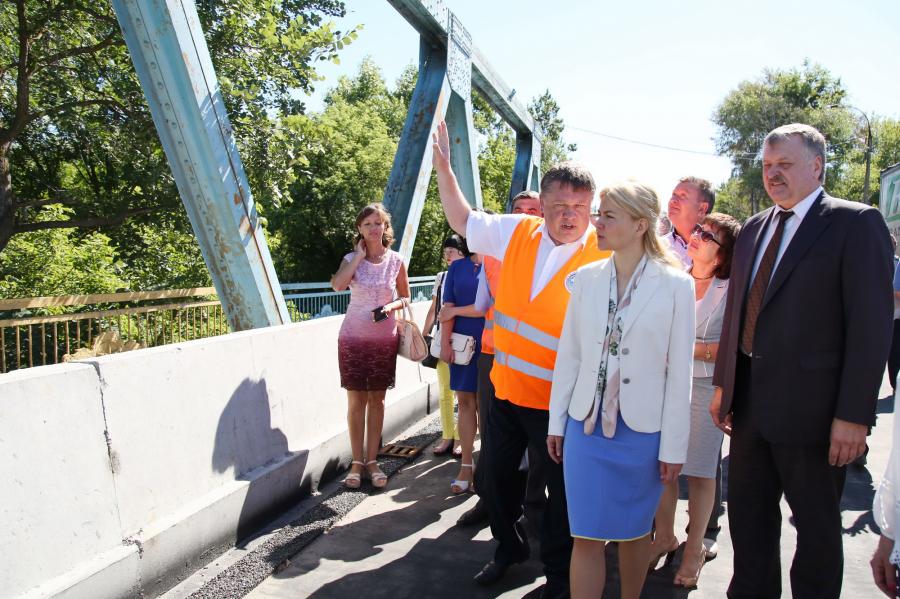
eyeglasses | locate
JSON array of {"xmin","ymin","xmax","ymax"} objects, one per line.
[{"xmin": 692, "ymin": 224, "xmax": 722, "ymax": 246}]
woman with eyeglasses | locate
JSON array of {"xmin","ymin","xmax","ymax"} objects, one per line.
[
  {"xmin": 548, "ymin": 181, "xmax": 694, "ymax": 599},
  {"xmin": 651, "ymin": 212, "xmax": 741, "ymax": 588}
]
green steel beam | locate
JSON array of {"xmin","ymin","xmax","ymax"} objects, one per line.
[
  {"xmin": 508, "ymin": 132, "xmax": 542, "ymax": 210},
  {"xmin": 112, "ymin": 0, "xmax": 289, "ymax": 330},
  {"xmin": 445, "ymin": 92, "xmax": 483, "ymax": 211},
  {"xmin": 382, "ymin": 40, "xmax": 452, "ymax": 262},
  {"xmin": 385, "ymin": 0, "xmax": 541, "ymax": 254}
]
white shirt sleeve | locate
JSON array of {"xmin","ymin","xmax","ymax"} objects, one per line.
[
  {"xmin": 473, "ymin": 267, "xmax": 491, "ymax": 313},
  {"xmin": 874, "ymin": 385, "xmax": 900, "ymax": 548},
  {"xmin": 465, "ymin": 212, "xmax": 528, "ymax": 261}
]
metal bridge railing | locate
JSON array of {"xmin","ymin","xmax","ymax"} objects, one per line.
[
  {"xmin": 281, "ymin": 275, "xmax": 436, "ymax": 319},
  {"xmin": 0, "ymin": 275, "xmax": 436, "ymax": 373}
]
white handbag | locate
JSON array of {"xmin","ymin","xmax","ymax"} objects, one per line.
[{"xmin": 430, "ymin": 327, "xmax": 476, "ymax": 366}]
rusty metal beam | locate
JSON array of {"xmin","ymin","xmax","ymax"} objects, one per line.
[
  {"xmin": 385, "ymin": 0, "xmax": 543, "ymax": 257},
  {"xmin": 386, "ymin": 0, "xmax": 539, "ymax": 139},
  {"xmin": 111, "ymin": 0, "xmax": 289, "ymax": 330},
  {"xmin": 382, "ymin": 40, "xmax": 452, "ymax": 262}
]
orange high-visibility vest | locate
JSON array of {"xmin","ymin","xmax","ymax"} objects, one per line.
[
  {"xmin": 491, "ymin": 218, "xmax": 609, "ymax": 410},
  {"xmin": 480, "ymin": 256, "xmax": 501, "ymax": 355}
]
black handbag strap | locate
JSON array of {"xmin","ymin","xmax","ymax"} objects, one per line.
[{"xmin": 427, "ymin": 271, "xmax": 445, "ymax": 336}]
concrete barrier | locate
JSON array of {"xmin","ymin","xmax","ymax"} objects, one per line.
[{"xmin": 1, "ymin": 304, "xmax": 438, "ymax": 598}]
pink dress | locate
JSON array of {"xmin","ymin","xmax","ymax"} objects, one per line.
[{"xmin": 337, "ymin": 249, "xmax": 403, "ymax": 390}]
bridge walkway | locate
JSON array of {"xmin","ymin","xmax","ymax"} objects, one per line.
[{"xmin": 167, "ymin": 373, "xmax": 894, "ymax": 599}]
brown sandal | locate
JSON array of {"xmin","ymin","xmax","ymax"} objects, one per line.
[{"xmin": 674, "ymin": 546, "xmax": 708, "ymax": 588}]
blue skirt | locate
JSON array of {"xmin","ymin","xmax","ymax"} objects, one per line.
[
  {"xmin": 449, "ymin": 339, "xmax": 481, "ymax": 392},
  {"xmin": 563, "ymin": 413, "xmax": 662, "ymax": 541}
]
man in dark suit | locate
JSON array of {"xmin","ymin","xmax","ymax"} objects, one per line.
[{"xmin": 710, "ymin": 123, "xmax": 893, "ymax": 598}]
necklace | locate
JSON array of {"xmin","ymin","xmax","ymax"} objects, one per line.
[
  {"xmin": 367, "ymin": 248, "xmax": 388, "ymax": 263},
  {"xmin": 691, "ymin": 272, "xmax": 714, "ymax": 281}
]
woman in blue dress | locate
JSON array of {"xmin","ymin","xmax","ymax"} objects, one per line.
[
  {"xmin": 440, "ymin": 238, "xmax": 485, "ymax": 494},
  {"xmin": 547, "ymin": 181, "xmax": 694, "ymax": 599}
]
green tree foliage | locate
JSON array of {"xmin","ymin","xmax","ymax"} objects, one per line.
[
  {"xmin": 830, "ymin": 116, "xmax": 900, "ymax": 206},
  {"xmin": 0, "ymin": 205, "xmax": 126, "ymax": 301},
  {"xmin": 529, "ymin": 90, "xmax": 577, "ymax": 176},
  {"xmin": 269, "ymin": 61, "xmax": 580, "ymax": 280},
  {"xmin": 270, "ymin": 58, "xmax": 398, "ymax": 282},
  {"xmin": 712, "ymin": 61, "xmax": 854, "ymax": 216},
  {"xmin": 0, "ymin": 0, "xmax": 355, "ymax": 284}
]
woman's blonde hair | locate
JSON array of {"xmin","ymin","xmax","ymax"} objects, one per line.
[
  {"xmin": 599, "ymin": 181, "xmax": 682, "ymax": 269},
  {"xmin": 354, "ymin": 202, "xmax": 395, "ymax": 248}
]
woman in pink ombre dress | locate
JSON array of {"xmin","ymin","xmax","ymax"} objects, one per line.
[{"xmin": 331, "ymin": 203, "xmax": 409, "ymax": 490}]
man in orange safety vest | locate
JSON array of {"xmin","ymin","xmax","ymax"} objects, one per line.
[{"xmin": 433, "ymin": 121, "xmax": 610, "ymax": 598}]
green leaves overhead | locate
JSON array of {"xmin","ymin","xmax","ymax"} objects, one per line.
[
  {"xmin": 0, "ymin": 0, "xmax": 358, "ymax": 296},
  {"xmin": 712, "ymin": 61, "xmax": 854, "ymax": 215}
]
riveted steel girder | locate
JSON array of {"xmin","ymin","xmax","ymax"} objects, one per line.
[
  {"xmin": 385, "ymin": 0, "xmax": 542, "ymax": 256},
  {"xmin": 112, "ymin": 0, "xmax": 289, "ymax": 330}
]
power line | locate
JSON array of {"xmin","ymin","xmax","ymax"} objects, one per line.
[{"xmin": 568, "ymin": 125, "xmax": 760, "ymax": 161}]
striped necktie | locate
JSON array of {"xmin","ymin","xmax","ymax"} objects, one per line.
[{"xmin": 740, "ymin": 210, "xmax": 794, "ymax": 355}]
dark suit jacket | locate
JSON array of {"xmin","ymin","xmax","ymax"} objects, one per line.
[{"xmin": 713, "ymin": 192, "xmax": 894, "ymax": 444}]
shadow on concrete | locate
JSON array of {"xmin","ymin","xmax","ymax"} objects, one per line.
[
  {"xmin": 212, "ymin": 377, "xmax": 305, "ymax": 545},
  {"xmin": 272, "ymin": 461, "xmax": 469, "ymax": 568},
  {"xmin": 264, "ymin": 455, "xmax": 544, "ymax": 597},
  {"xmin": 841, "ymin": 463, "xmax": 879, "ymax": 536},
  {"xmin": 305, "ymin": 528, "xmax": 539, "ymax": 599}
]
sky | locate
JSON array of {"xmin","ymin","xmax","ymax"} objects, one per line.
[{"xmin": 304, "ymin": 0, "xmax": 900, "ymax": 205}]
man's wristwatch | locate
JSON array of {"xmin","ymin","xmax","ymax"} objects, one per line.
[{"xmin": 704, "ymin": 344, "xmax": 712, "ymax": 361}]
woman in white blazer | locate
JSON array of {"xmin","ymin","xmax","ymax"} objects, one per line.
[
  {"xmin": 652, "ymin": 213, "xmax": 741, "ymax": 589},
  {"xmin": 872, "ymin": 381, "xmax": 900, "ymax": 597},
  {"xmin": 546, "ymin": 181, "xmax": 695, "ymax": 599}
]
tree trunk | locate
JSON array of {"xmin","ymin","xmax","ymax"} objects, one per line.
[
  {"xmin": 0, "ymin": 143, "xmax": 14, "ymax": 253},
  {"xmin": 750, "ymin": 186, "xmax": 760, "ymax": 216}
]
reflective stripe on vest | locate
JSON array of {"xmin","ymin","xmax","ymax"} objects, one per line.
[
  {"xmin": 490, "ymin": 218, "xmax": 609, "ymax": 410},
  {"xmin": 493, "ymin": 308, "xmax": 559, "ymax": 352},
  {"xmin": 480, "ymin": 256, "xmax": 501, "ymax": 355},
  {"xmin": 494, "ymin": 350, "xmax": 553, "ymax": 382}
]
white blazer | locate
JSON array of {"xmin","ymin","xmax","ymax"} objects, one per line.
[
  {"xmin": 693, "ymin": 277, "xmax": 728, "ymax": 378},
  {"xmin": 548, "ymin": 257, "xmax": 695, "ymax": 464},
  {"xmin": 874, "ymin": 382, "xmax": 900, "ymax": 563}
]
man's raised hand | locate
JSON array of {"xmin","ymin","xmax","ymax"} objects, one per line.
[{"xmin": 432, "ymin": 120, "xmax": 452, "ymax": 172}]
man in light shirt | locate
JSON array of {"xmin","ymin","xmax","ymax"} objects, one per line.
[
  {"xmin": 664, "ymin": 176, "xmax": 715, "ymax": 268},
  {"xmin": 432, "ymin": 120, "xmax": 608, "ymax": 598}
]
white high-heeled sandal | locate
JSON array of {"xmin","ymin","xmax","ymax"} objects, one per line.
[
  {"xmin": 451, "ymin": 463, "xmax": 474, "ymax": 494},
  {"xmin": 343, "ymin": 460, "xmax": 365, "ymax": 489},
  {"xmin": 366, "ymin": 460, "xmax": 388, "ymax": 489}
]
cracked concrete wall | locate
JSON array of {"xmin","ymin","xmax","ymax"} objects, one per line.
[
  {"xmin": 0, "ymin": 364, "xmax": 135, "ymax": 598},
  {"xmin": 1, "ymin": 305, "xmax": 437, "ymax": 598}
]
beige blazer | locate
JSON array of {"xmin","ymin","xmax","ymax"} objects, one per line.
[
  {"xmin": 548, "ymin": 257, "xmax": 695, "ymax": 464},
  {"xmin": 693, "ymin": 277, "xmax": 729, "ymax": 378}
]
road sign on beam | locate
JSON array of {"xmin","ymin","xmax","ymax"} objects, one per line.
[{"xmin": 384, "ymin": 0, "xmax": 541, "ymax": 261}]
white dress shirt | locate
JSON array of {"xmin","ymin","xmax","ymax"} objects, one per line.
[
  {"xmin": 663, "ymin": 229, "xmax": 692, "ymax": 269},
  {"xmin": 465, "ymin": 211, "xmax": 593, "ymax": 300},
  {"xmin": 749, "ymin": 186, "xmax": 823, "ymax": 286}
]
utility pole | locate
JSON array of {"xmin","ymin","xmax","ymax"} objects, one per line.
[{"xmin": 844, "ymin": 105, "xmax": 874, "ymax": 204}]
